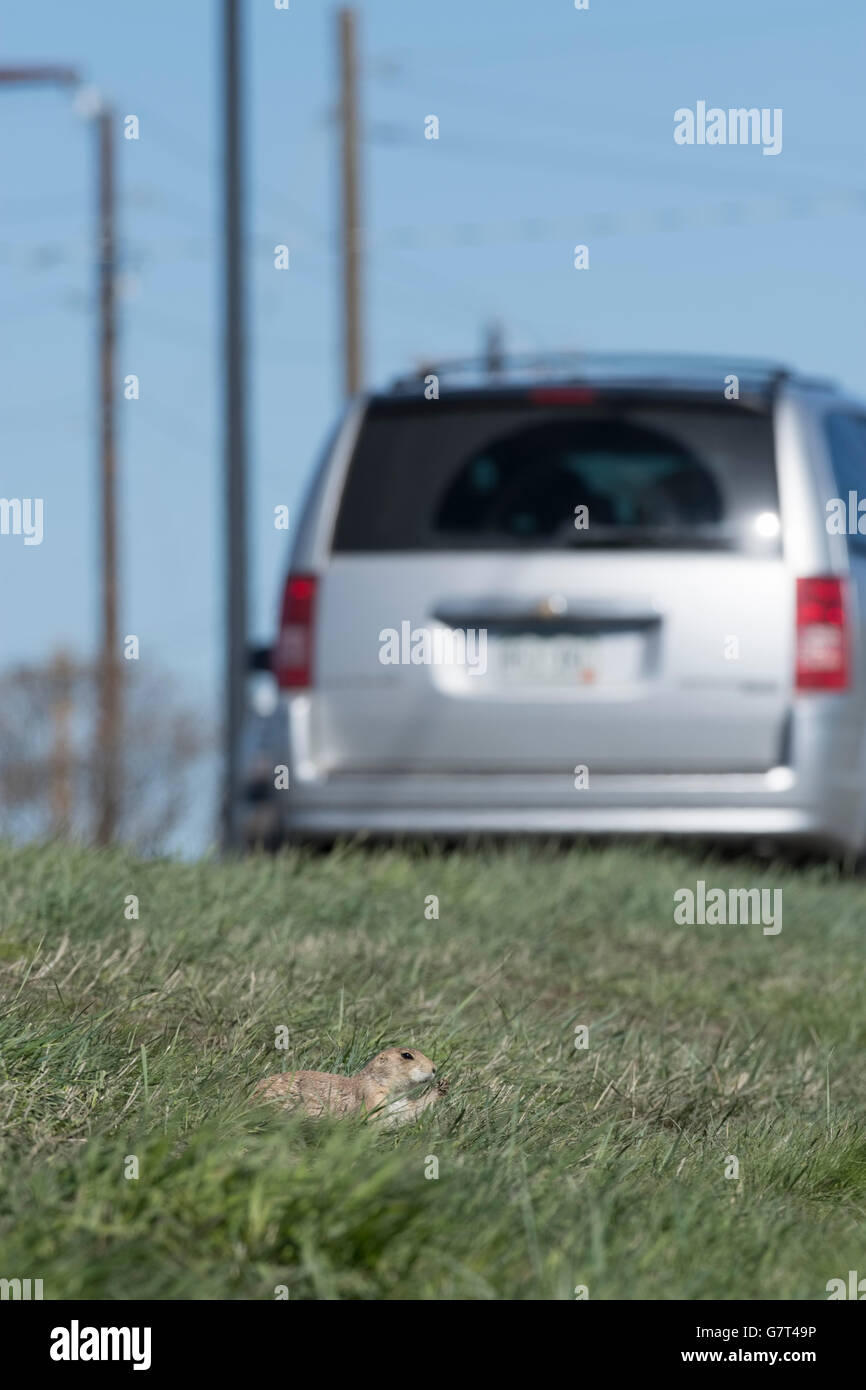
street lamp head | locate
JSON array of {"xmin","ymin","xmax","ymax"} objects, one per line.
[{"xmin": 72, "ymin": 82, "xmax": 104, "ymax": 120}]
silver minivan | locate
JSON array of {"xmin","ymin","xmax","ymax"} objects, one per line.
[{"xmin": 253, "ymin": 352, "xmax": 866, "ymax": 855}]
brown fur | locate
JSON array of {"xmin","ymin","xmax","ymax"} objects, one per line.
[{"xmin": 253, "ymin": 1045, "xmax": 447, "ymax": 1127}]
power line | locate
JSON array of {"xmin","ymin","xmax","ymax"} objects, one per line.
[
  {"xmin": 4, "ymin": 182, "xmax": 863, "ymax": 276},
  {"xmin": 137, "ymin": 107, "xmax": 330, "ymax": 242},
  {"xmin": 362, "ymin": 188, "xmax": 866, "ymax": 252}
]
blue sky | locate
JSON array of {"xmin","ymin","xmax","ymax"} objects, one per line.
[{"xmin": 1, "ymin": 0, "xmax": 864, "ymax": 841}]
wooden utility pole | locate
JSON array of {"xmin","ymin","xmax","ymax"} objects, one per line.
[
  {"xmin": 221, "ymin": 0, "xmax": 248, "ymax": 852},
  {"xmin": 95, "ymin": 104, "xmax": 121, "ymax": 846},
  {"xmin": 50, "ymin": 651, "xmax": 75, "ymax": 839},
  {"xmin": 338, "ymin": 8, "xmax": 363, "ymax": 396}
]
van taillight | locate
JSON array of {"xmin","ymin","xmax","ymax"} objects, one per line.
[
  {"xmin": 795, "ymin": 577, "xmax": 848, "ymax": 691},
  {"xmin": 274, "ymin": 574, "xmax": 317, "ymax": 689}
]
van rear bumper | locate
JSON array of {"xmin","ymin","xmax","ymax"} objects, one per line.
[
  {"xmin": 265, "ymin": 694, "xmax": 866, "ymax": 853},
  {"xmin": 278, "ymin": 767, "xmax": 860, "ymax": 853}
]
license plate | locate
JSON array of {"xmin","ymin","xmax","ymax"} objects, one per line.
[{"xmin": 490, "ymin": 633, "xmax": 641, "ymax": 686}]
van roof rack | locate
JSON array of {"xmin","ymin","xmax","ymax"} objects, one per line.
[{"xmin": 387, "ymin": 351, "xmax": 835, "ymax": 396}]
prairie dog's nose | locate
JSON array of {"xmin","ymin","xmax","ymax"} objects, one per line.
[{"xmin": 432, "ymin": 1067, "xmax": 436, "ymax": 1075}]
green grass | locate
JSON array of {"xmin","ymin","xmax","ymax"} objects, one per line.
[{"xmin": 1, "ymin": 837, "xmax": 864, "ymax": 1300}]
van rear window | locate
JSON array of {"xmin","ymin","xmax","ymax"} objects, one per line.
[{"xmin": 332, "ymin": 399, "xmax": 779, "ymax": 553}]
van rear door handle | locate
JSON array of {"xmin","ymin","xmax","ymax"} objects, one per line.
[{"xmin": 432, "ymin": 597, "xmax": 660, "ymax": 629}]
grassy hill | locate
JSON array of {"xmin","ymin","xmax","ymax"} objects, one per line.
[{"xmin": 0, "ymin": 838, "xmax": 864, "ymax": 1300}]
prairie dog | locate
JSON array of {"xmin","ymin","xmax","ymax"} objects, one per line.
[{"xmin": 254, "ymin": 1046, "xmax": 446, "ymax": 1127}]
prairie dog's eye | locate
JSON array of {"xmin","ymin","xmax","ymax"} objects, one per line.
[{"xmin": 401, "ymin": 1051, "xmax": 414, "ymax": 1060}]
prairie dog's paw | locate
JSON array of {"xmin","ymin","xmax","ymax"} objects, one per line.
[{"xmin": 436, "ymin": 1077, "xmax": 450, "ymax": 1097}]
